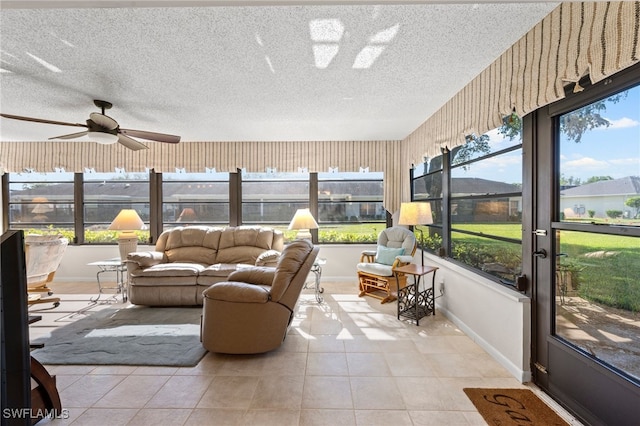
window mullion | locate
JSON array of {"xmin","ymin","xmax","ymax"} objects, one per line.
[
  {"xmin": 442, "ymin": 149, "xmax": 452, "ymax": 257},
  {"xmin": 74, "ymin": 172, "xmax": 84, "ymax": 245}
]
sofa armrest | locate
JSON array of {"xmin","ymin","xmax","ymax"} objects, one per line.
[
  {"xmin": 127, "ymin": 251, "xmax": 166, "ymax": 268},
  {"xmin": 228, "ymin": 266, "xmax": 275, "ymax": 286},
  {"xmin": 255, "ymin": 249, "xmax": 281, "ymax": 267},
  {"xmin": 203, "ymin": 282, "xmax": 271, "ymax": 303}
]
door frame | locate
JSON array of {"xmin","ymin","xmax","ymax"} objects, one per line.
[{"xmin": 530, "ymin": 63, "xmax": 640, "ymax": 425}]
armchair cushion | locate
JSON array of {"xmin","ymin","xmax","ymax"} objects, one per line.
[
  {"xmin": 356, "ymin": 262, "xmax": 394, "ymax": 277},
  {"xmin": 375, "ymin": 246, "xmax": 405, "ymax": 265},
  {"xmin": 397, "ymin": 255, "xmax": 414, "ymax": 263}
]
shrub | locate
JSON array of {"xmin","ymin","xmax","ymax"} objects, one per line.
[
  {"xmin": 587, "ymin": 209, "xmax": 595, "ymax": 218},
  {"xmin": 605, "ymin": 210, "xmax": 623, "ymax": 219}
]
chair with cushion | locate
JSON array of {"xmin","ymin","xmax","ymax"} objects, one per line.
[
  {"xmin": 357, "ymin": 226, "xmax": 417, "ymax": 303},
  {"xmin": 201, "ymin": 239, "xmax": 319, "ymax": 354},
  {"xmin": 25, "ymin": 234, "xmax": 69, "ymax": 308}
]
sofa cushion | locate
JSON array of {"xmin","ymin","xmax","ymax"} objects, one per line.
[
  {"xmin": 200, "ymin": 263, "xmax": 244, "ymax": 277},
  {"xmin": 216, "ymin": 246, "xmax": 270, "ymax": 264},
  {"xmin": 132, "ymin": 262, "xmax": 205, "ymax": 277},
  {"xmin": 216, "ymin": 226, "xmax": 281, "ymax": 264},
  {"xmin": 129, "ymin": 276, "xmax": 198, "ymax": 287},
  {"xmin": 161, "ymin": 226, "xmax": 222, "ymax": 264}
]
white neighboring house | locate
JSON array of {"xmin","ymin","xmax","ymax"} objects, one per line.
[{"xmin": 560, "ymin": 176, "xmax": 640, "ymax": 219}]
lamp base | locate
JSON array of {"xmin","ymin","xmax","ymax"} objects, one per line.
[
  {"xmin": 117, "ymin": 232, "xmax": 138, "ymax": 261},
  {"xmin": 296, "ymin": 229, "xmax": 312, "ymax": 240}
]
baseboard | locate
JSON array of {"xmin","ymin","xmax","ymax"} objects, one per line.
[{"xmin": 437, "ymin": 303, "xmax": 531, "ymax": 383}]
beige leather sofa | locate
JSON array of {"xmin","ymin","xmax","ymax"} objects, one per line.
[
  {"xmin": 126, "ymin": 225, "xmax": 284, "ymax": 306},
  {"xmin": 201, "ymin": 239, "xmax": 319, "ymax": 354}
]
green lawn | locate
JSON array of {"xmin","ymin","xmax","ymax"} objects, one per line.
[{"xmin": 454, "ymin": 224, "xmax": 640, "ymax": 312}]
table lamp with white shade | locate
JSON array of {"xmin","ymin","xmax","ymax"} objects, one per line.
[
  {"xmin": 108, "ymin": 209, "xmax": 145, "ymax": 260},
  {"xmin": 398, "ymin": 202, "xmax": 433, "ymax": 266},
  {"xmin": 288, "ymin": 208, "xmax": 318, "ymax": 240}
]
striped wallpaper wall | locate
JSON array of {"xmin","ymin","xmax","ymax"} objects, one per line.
[
  {"xmin": 2, "ymin": 2, "xmax": 639, "ymax": 214},
  {"xmin": 403, "ymin": 1, "xmax": 640, "ymax": 166}
]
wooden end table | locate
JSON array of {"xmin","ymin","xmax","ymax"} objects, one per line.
[{"xmin": 393, "ymin": 264, "xmax": 439, "ymax": 325}]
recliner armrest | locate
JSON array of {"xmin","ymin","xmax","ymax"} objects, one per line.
[
  {"xmin": 203, "ymin": 282, "xmax": 271, "ymax": 303},
  {"xmin": 227, "ymin": 266, "xmax": 275, "ymax": 286}
]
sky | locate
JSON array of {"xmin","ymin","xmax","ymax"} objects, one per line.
[
  {"xmin": 559, "ymin": 85, "xmax": 640, "ymax": 182},
  {"xmin": 462, "ymin": 84, "xmax": 640, "ymax": 185}
]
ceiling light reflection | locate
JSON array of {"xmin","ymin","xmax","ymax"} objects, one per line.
[
  {"xmin": 26, "ymin": 52, "xmax": 61, "ymax": 72},
  {"xmin": 352, "ymin": 45, "xmax": 385, "ymax": 69},
  {"xmin": 313, "ymin": 44, "xmax": 339, "ymax": 69},
  {"xmin": 309, "ymin": 19, "xmax": 344, "ymax": 42},
  {"xmin": 370, "ymin": 24, "xmax": 399, "ymax": 43}
]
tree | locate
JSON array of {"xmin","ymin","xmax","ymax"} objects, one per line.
[
  {"xmin": 451, "ymin": 134, "xmax": 491, "ymax": 167},
  {"xmin": 625, "ymin": 196, "xmax": 640, "ymax": 218},
  {"xmin": 498, "ymin": 93, "xmax": 626, "ymax": 143},
  {"xmin": 586, "ymin": 176, "xmax": 613, "ymax": 184},
  {"xmin": 560, "ymin": 174, "xmax": 582, "ymax": 186}
]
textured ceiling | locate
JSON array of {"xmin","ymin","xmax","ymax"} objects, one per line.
[{"xmin": 0, "ymin": 1, "xmax": 559, "ymax": 143}]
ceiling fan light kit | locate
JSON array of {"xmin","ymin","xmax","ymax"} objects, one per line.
[
  {"xmin": 88, "ymin": 131, "xmax": 118, "ymax": 144},
  {"xmin": 0, "ymin": 99, "xmax": 181, "ymax": 151}
]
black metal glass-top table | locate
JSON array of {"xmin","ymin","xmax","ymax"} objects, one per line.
[{"xmin": 393, "ymin": 264, "xmax": 439, "ymax": 326}]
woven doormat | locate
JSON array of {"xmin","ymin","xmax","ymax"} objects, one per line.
[{"xmin": 463, "ymin": 388, "xmax": 569, "ymax": 426}]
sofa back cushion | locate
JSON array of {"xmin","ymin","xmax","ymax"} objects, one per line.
[
  {"xmin": 157, "ymin": 226, "xmax": 222, "ymax": 264},
  {"xmin": 216, "ymin": 226, "xmax": 284, "ymax": 264}
]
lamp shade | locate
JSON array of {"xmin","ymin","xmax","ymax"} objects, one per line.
[
  {"xmin": 108, "ymin": 209, "xmax": 145, "ymax": 231},
  {"xmin": 288, "ymin": 208, "xmax": 318, "ymax": 239},
  {"xmin": 177, "ymin": 208, "xmax": 197, "ymax": 222},
  {"xmin": 398, "ymin": 202, "xmax": 433, "ymax": 226}
]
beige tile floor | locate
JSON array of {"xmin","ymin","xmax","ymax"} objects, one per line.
[{"xmin": 29, "ymin": 281, "xmax": 582, "ymax": 426}]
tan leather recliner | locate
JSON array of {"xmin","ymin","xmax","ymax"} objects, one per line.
[{"xmin": 201, "ymin": 239, "xmax": 319, "ymax": 354}]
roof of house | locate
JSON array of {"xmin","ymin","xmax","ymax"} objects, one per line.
[{"xmin": 560, "ymin": 176, "xmax": 640, "ymax": 197}]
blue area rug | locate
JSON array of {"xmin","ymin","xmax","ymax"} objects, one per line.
[{"xmin": 31, "ymin": 306, "xmax": 207, "ymax": 367}]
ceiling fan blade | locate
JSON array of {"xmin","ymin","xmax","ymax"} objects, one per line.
[
  {"xmin": 89, "ymin": 112, "xmax": 118, "ymax": 130},
  {"xmin": 120, "ymin": 128, "xmax": 180, "ymax": 143},
  {"xmin": 117, "ymin": 134, "xmax": 148, "ymax": 151},
  {"xmin": 1, "ymin": 113, "xmax": 87, "ymax": 128},
  {"xmin": 49, "ymin": 131, "xmax": 89, "ymax": 140}
]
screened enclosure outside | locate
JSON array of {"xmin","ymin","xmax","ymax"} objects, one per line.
[
  {"xmin": 162, "ymin": 171, "xmax": 230, "ymax": 227},
  {"xmin": 7, "ymin": 171, "xmax": 75, "ymax": 232},
  {"xmin": 317, "ymin": 172, "xmax": 385, "ymax": 243},
  {"xmin": 554, "ymin": 83, "xmax": 640, "ymax": 383},
  {"xmin": 83, "ymin": 172, "xmax": 150, "ymax": 243}
]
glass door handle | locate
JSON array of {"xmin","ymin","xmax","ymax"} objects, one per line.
[{"xmin": 533, "ymin": 249, "xmax": 547, "ymax": 258}]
